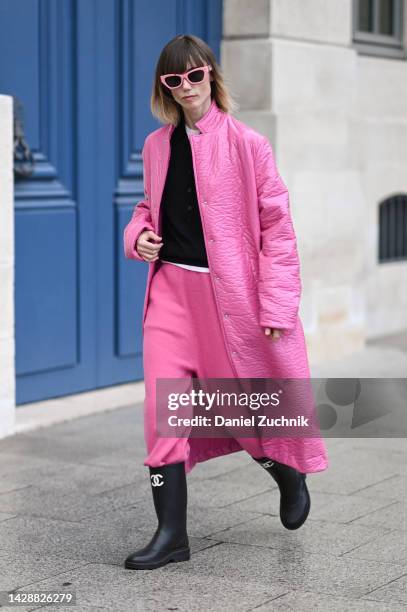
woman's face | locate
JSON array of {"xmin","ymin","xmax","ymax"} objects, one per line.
[{"xmin": 169, "ymin": 60, "xmax": 213, "ymax": 111}]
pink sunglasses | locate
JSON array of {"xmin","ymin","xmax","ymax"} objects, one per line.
[{"xmin": 160, "ymin": 65, "xmax": 212, "ymax": 90}]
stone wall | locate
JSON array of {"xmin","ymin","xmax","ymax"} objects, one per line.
[{"xmin": 222, "ymin": 0, "xmax": 407, "ymax": 362}]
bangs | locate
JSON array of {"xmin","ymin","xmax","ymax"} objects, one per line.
[{"xmin": 161, "ymin": 47, "xmax": 208, "ymax": 76}]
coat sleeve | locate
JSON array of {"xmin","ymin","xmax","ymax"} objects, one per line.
[
  {"xmin": 123, "ymin": 136, "xmax": 155, "ymax": 261},
  {"xmin": 254, "ymin": 135, "xmax": 301, "ymax": 331}
]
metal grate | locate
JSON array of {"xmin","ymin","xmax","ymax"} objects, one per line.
[{"xmin": 379, "ymin": 195, "xmax": 407, "ymax": 262}]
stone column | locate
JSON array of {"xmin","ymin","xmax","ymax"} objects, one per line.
[
  {"xmin": 0, "ymin": 95, "xmax": 15, "ymax": 438},
  {"xmin": 222, "ymin": 0, "xmax": 366, "ymax": 363}
]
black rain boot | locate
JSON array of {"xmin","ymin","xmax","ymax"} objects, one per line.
[
  {"xmin": 124, "ymin": 462, "xmax": 190, "ymax": 570},
  {"xmin": 254, "ymin": 457, "xmax": 310, "ymax": 530}
]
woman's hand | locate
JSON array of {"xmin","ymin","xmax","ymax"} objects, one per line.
[
  {"xmin": 136, "ymin": 230, "xmax": 163, "ymax": 262},
  {"xmin": 263, "ymin": 327, "xmax": 282, "ymax": 341}
]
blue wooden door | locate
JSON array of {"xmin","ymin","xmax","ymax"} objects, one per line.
[{"xmin": 0, "ymin": 0, "xmax": 222, "ymax": 404}]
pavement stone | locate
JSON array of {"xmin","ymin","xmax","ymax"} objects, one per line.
[
  {"xmin": 350, "ymin": 501, "xmax": 407, "ymax": 530},
  {"xmin": 170, "ymin": 542, "xmax": 407, "ymax": 599},
  {"xmin": 1, "ymin": 334, "xmax": 407, "ymax": 610},
  {"xmin": 15, "ymin": 562, "xmax": 288, "ymax": 612},
  {"xmin": 351, "ymin": 474, "xmax": 407, "ymax": 503},
  {"xmin": 203, "ymin": 512, "xmax": 393, "ymax": 557},
  {"xmin": 0, "ymin": 482, "xmax": 147, "ymax": 523},
  {"xmin": 360, "ymin": 572, "xmax": 407, "ymax": 606},
  {"xmin": 254, "ymin": 589, "xmax": 407, "ymax": 611},
  {"xmin": 342, "ymin": 529, "xmax": 407, "ymax": 565},
  {"xmin": 80, "ymin": 498, "xmax": 262, "ymax": 540},
  {"xmin": 0, "ymin": 553, "xmax": 89, "ymax": 591}
]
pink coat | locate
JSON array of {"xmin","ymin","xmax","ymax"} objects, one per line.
[{"xmin": 124, "ymin": 98, "xmax": 328, "ymax": 473}]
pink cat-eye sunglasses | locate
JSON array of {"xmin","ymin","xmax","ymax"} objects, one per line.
[{"xmin": 160, "ymin": 65, "xmax": 212, "ymax": 90}]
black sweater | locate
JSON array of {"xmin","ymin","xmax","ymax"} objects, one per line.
[{"xmin": 158, "ymin": 115, "xmax": 209, "ymax": 267}]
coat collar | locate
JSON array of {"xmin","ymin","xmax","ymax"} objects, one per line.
[{"xmin": 166, "ymin": 97, "xmax": 225, "ymax": 140}]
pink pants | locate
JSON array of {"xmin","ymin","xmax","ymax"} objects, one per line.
[{"xmin": 142, "ymin": 260, "xmax": 283, "ymax": 474}]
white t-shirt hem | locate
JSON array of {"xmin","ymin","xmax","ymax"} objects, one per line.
[{"xmin": 161, "ymin": 260, "xmax": 210, "ymax": 273}]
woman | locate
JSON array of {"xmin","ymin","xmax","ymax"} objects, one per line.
[{"xmin": 123, "ymin": 34, "xmax": 328, "ymax": 570}]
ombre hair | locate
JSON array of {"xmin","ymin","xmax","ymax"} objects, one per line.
[{"xmin": 151, "ymin": 34, "xmax": 238, "ymax": 125}]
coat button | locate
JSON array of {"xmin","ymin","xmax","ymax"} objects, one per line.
[
  {"xmin": 202, "ymin": 201, "xmax": 207, "ymax": 205},
  {"xmin": 232, "ymin": 351, "xmax": 237, "ymax": 355},
  {"xmin": 215, "ymin": 275, "xmax": 221, "ymax": 280},
  {"xmin": 187, "ymin": 205, "xmax": 192, "ymax": 211},
  {"xmin": 209, "ymin": 239, "xmax": 214, "ymax": 243},
  {"xmin": 224, "ymin": 313, "xmax": 229, "ymax": 318},
  {"xmin": 187, "ymin": 187, "xmax": 192, "ymax": 193}
]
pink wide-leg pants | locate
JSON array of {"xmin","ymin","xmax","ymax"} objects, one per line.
[
  {"xmin": 142, "ymin": 261, "xmax": 328, "ymax": 475},
  {"xmin": 142, "ymin": 261, "xmax": 276, "ymax": 474}
]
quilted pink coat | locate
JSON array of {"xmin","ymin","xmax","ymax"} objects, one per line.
[{"xmin": 124, "ymin": 98, "xmax": 328, "ymax": 473}]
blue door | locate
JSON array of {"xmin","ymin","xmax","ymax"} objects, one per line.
[{"xmin": 0, "ymin": 0, "xmax": 222, "ymax": 404}]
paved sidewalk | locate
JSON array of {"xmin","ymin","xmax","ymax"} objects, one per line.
[{"xmin": 1, "ymin": 334, "xmax": 406, "ymax": 611}]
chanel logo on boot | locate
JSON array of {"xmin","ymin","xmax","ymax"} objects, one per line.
[
  {"xmin": 261, "ymin": 460, "xmax": 275, "ymax": 469},
  {"xmin": 151, "ymin": 474, "xmax": 164, "ymax": 487}
]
